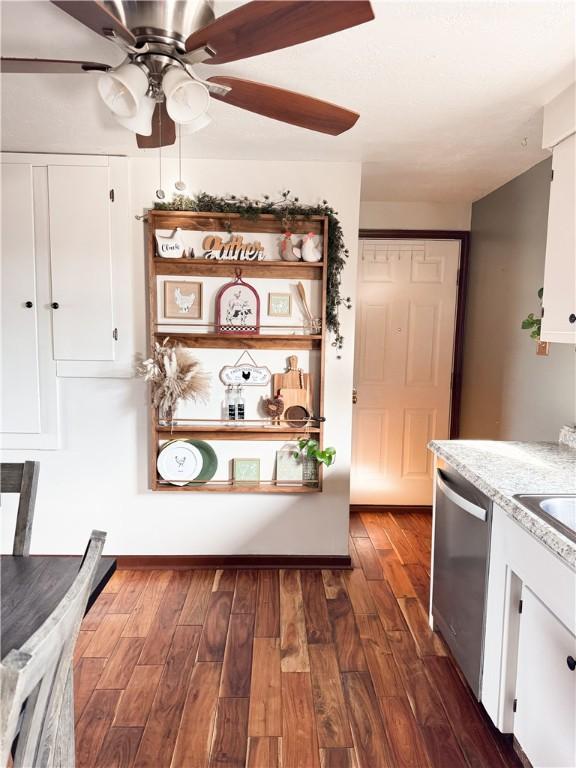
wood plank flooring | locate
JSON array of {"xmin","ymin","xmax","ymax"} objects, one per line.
[{"xmin": 74, "ymin": 510, "xmax": 521, "ymax": 768}]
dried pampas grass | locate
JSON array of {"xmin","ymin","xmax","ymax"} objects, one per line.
[{"xmin": 138, "ymin": 338, "xmax": 210, "ymax": 418}]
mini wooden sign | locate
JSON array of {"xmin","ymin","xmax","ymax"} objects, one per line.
[{"xmin": 202, "ymin": 234, "xmax": 265, "ymax": 261}]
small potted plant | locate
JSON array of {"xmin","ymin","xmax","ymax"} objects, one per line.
[{"xmin": 293, "ymin": 438, "xmax": 336, "ymax": 485}]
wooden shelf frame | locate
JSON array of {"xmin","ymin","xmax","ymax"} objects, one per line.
[
  {"xmin": 147, "ymin": 209, "xmax": 329, "ymax": 493},
  {"xmin": 154, "ymin": 257, "xmax": 324, "ymax": 280}
]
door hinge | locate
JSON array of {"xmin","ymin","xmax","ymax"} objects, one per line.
[
  {"xmin": 518, "ymin": 599, "xmax": 523, "ymax": 614},
  {"xmin": 513, "ymin": 698, "xmax": 518, "ymax": 712},
  {"xmin": 112, "ymin": 328, "xmax": 118, "ymax": 341},
  {"xmin": 551, "ymin": 170, "xmax": 554, "ymax": 181},
  {"xmin": 109, "ymin": 189, "xmax": 115, "ymax": 202}
]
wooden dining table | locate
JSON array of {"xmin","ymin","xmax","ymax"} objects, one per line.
[
  {"xmin": 1, "ymin": 554, "xmax": 116, "ymax": 766},
  {"xmin": 1, "ymin": 554, "xmax": 116, "ymax": 657}
]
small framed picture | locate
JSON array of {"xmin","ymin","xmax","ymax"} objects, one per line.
[
  {"xmin": 276, "ymin": 449, "xmax": 302, "ymax": 486},
  {"xmin": 164, "ymin": 281, "xmax": 202, "ymax": 320},
  {"xmin": 268, "ymin": 292, "xmax": 292, "ymax": 318},
  {"xmin": 233, "ymin": 458, "xmax": 260, "ymax": 485}
]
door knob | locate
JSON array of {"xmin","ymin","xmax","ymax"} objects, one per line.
[
  {"xmin": 569, "ymin": 314, "xmax": 576, "ymax": 324},
  {"xmin": 51, "ymin": 302, "xmax": 59, "ymax": 309},
  {"xmin": 352, "ymin": 388, "xmax": 358, "ymax": 405},
  {"xmin": 567, "ymin": 656, "xmax": 576, "ymax": 671},
  {"xmin": 25, "ymin": 301, "xmax": 33, "ymax": 308}
]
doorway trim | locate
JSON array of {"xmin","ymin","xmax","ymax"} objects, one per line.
[{"xmin": 357, "ymin": 229, "xmax": 470, "ymax": 438}]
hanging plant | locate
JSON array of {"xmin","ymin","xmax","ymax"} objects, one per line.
[
  {"xmin": 521, "ymin": 288, "xmax": 544, "ymax": 340},
  {"xmin": 154, "ymin": 191, "xmax": 352, "ymax": 350}
]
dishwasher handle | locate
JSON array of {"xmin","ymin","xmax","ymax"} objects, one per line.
[{"xmin": 436, "ymin": 469, "xmax": 487, "ymax": 522}]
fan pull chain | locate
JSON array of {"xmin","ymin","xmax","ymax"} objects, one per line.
[
  {"xmin": 175, "ymin": 124, "xmax": 186, "ymax": 192},
  {"xmin": 156, "ymin": 106, "xmax": 165, "ymax": 200}
]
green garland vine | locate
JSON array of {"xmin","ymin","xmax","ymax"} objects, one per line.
[{"xmin": 154, "ymin": 191, "xmax": 352, "ymax": 350}]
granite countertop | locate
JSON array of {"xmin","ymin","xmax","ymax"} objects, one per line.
[{"xmin": 428, "ymin": 439, "xmax": 576, "ymax": 569}]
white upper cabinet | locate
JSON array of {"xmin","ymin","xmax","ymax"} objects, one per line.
[
  {"xmin": 48, "ymin": 165, "xmax": 115, "ymax": 361},
  {"xmin": 2, "ymin": 165, "xmax": 41, "ymax": 432},
  {"xmin": 1, "ymin": 153, "xmax": 134, "ymax": 449},
  {"xmin": 540, "ymin": 133, "xmax": 576, "ymax": 343},
  {"xmin": 1, "ymin": 163, "xmax": 59, "ymax": 448},
  {"xmin": 540, "ymin": 84, "xmax": 576, "ymax": 344}
]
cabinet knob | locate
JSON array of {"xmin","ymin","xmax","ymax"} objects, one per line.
[
  {"xmin": 569, "ymin": 314, "xmax": 576, "ymax": 324},
  {"xmin": 25, "ymin": 301, "xmax": 33, "ymax": 308},
  {"xmin": 567, "ymin": 656, "xmax": 576, "ymax": 671},
  {"xmin": 51, "ymin": 302, "xmax": 59, "ymax": 310}
]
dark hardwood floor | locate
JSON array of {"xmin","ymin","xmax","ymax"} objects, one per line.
[{"xmin": 74, "ymin": 510, "xmax": 521, "ymax": 768}]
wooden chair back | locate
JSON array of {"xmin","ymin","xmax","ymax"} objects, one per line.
[
  {"xmin": 0, "ymin": 530, "xmax": 106, "ymax": 768},
  {"xmin": 0, "ymin": 462, "xmax": 40, "ymax": 555}
]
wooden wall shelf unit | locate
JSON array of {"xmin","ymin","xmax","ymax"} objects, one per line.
[{"xmin": 147, "ymin": 210, "xmax": 328, "ymax": 493}]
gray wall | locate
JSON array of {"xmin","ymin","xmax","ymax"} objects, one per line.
[{"xmin": 460, "ymin": 158, "xmax": 575, "ymax": 441}]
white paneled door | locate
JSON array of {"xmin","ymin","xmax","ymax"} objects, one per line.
[{"xmin": 351, "ymin": 239, "xmax": 460, "ymax": 505}]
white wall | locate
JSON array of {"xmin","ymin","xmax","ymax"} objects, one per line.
[
  {"xmin": 1, "ymin": 158, "xmax": 361, "ymax": 557},
  {"xmin": 359, "ymin": 201, "xmax": 471, "ymax": 230}
]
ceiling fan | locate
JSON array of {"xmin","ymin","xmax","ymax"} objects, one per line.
[{"xmin": 1, "ymin": 0, "xmax": 374, "ymax": 148}]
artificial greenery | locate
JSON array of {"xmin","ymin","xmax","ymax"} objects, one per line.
[
  {"xmin": 521, "ymin": 287, "xmax": 544, "ymax": 340},
  {"xmin": 154, "ymin": 191, "xmax": 352, "ymax": 350},
  {"xmin": 293, "ymin": 438, "xmax": 336, "ymax": 468}
]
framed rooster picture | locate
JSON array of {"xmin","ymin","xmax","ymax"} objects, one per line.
[
  {"xmin": 164, "ymin": 280, "xmax": 202, "ymax": 320},
  {"xmin": 215, "ymin": 273, "xmax": 260, "ymax": 334}
]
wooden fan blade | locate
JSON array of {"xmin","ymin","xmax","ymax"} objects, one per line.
[
  {"xmin": 1, "ymin": 57, "xmax": 110, "ymax": 74},
  {"xmin": 137, "ymin": 102, "xmax": 176, "ymax": 149},
  {"xmin": 208, "ymin": 76, "xmax": 359, "ymax": 135},
  {"xmin": 51, "ymin": 1, "xmax": 136, "ymax": 46},
  {"xmin": 185, "ymin": 1, "xmax": 374, "ymax": 64}
]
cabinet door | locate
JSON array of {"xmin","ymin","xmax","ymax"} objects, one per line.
[
  {"xmin": 515, "ymin": 586, "xmax": 576, "ymax": 767},
  {"xmin": 1, "ymin": 164, "xmax": 41, "ymax": 432},
  {"xmin": 1, "ymin": 164, "xmax": 59, "ymax": 448},
  {"xmin": 48, "ymin": 165, "xmax": 115, "ymax": 361},
  {"xmin": 541, "ymin": 133, "xmax": 576, "ymax": 343}
]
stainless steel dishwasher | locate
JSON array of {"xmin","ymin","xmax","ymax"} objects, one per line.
[{"xmin": 432, "ymin": 466, "xmax": 493, "ymax": 699}]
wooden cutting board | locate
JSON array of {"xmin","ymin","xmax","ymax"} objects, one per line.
[
  {"xmin": 272, "ymin": 355, "xmax": 311, "ymax": 392},
  {"xmin": 279, "ymin": 386, "xmax": 310, "ymax": 413},
  {"xmin": 272, "ymin": 356, "xmax": 312, "ymax": 412}
]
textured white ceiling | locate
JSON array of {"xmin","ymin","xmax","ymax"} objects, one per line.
[{"xmin": 1, "ymin": 0, "xmax": 574, "ymax": 201}]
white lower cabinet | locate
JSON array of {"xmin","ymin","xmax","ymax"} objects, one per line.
[
  {"xmin": 515, "ymin": 587, "xmax": 576, "ymax": 768},
  {"xmin": 482, "ymin": 504, "xmax": 576, "ymax": 768}
]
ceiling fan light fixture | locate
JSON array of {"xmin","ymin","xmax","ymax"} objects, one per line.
[
  {"xmin": 180, "ymin": 112, "xmax": 212, "ymax": 134},
  {"xmin": 97, "ymin": 62, "xmax": 149, "ymax": 118},
  {"xmin": 116, "ymin": 95, "xmax": 157, "ymax": 136},
  {"xmin": 163, "ymin": 66, "xmax": 210, "ymax": 124}
]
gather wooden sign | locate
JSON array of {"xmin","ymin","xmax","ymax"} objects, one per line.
[{"xmin": 202, "ymin": 234, "xmax": 266, "ymax": 261}]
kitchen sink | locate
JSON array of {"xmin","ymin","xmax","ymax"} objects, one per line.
[{"xmin": 514, "ymin": 494, "xmax": 576, "ymax": 542}]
